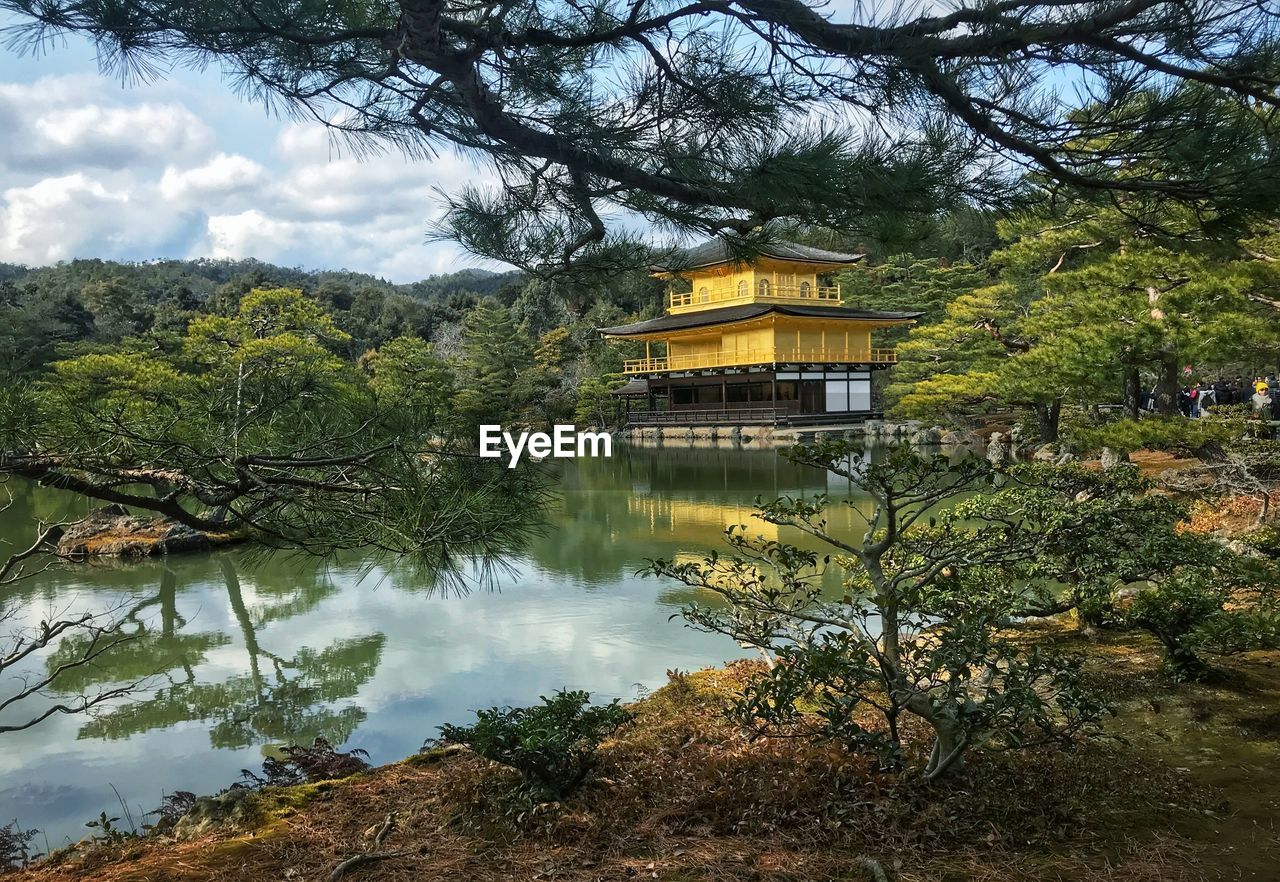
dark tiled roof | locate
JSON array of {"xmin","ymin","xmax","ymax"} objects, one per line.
[
  {"xmin": 598, "ymin": 304, "xmax": 922, "ymax": 337},
  {"xmin": 609, "ymin": 378, "xmax": 649, "ymax": 396},
  {"xmin": 650, "ymin": 239, "xmax": 865, "ymax": 273}
]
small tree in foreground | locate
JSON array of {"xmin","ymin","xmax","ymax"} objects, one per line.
[
  {"xmin": 0, "ymin": 821, "xmax": 38, "ymax": 871},
  {"xmin": 435, "ymin": 691, "xmax": 629, "ymax": 800},
  {"xmin": 649, "ymin": 444, "xmax": 1112, "ymax": 780}
]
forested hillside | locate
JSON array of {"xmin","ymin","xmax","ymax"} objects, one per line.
[
  {"xmin": 0, "ymin": 253, "xmax": 669, "ymax": 430},
  {"xmin": 0, "ymin": 257, "xmax": 531, "ymax": 373}
]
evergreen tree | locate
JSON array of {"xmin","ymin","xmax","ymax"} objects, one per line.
[
  {"xmin": 450, "ymin": 298, "xmax": 531, "ymax": 431},
  {"xmin": 82, "ymin": 277, "xmax": 151, "ymax": 340},
  {"xmin": 6, "ymin": 1, "xmax": 1278, "ymax": 269},
  {"xmin": 839, "ymin": 255, "xmax": 993, "ymax": 345},
  {"xmin": 1, "ymin": 289, "xmax": 546, "ymax": 560},
  {"xmin": 362, "ymin": 335, "xmax": 456, "ymax": 428},
  {"xmin": 892, "ymin": 203, "xmax": 1280, "ymax": 439}
]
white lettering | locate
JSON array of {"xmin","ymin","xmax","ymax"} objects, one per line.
[
  {"xmin": 527, "ymin": 432, "xmax": 552, "ymax": 460},
  {"xmin": 504, "ymin": 430, "xmax": 528, "ymax": 468},
  {"xmin": 479, "ymin": 425, "xmax": 503, "ymax": 458},
  {"xmin": 480, "ymin": 425, "xmax": 613, "ymax": 467},
  {"xmin": 553, "ymin": 424, "xmax": 574, "ymax": 457},
  {"xmin": 577, "ymin": 430, "xmax": 612, "ymax": 459}
]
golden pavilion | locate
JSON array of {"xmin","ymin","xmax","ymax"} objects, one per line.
[{"xmin": 599, "ymin": 239, "xmax": 920, "ymax": 425}]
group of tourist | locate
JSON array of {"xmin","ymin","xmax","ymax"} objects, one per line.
[
  {"xmin": 1136, "ymin": 376, "xmax": 1274, "ymax": 417},
  {"xmin": 1155, "ymin": 376, "xmax": 1280, "ymax": 419}
]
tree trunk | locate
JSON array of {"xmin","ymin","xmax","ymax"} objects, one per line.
[
  {"xmin": 1161, "ymin": 634, "xmax": 1208, "ymax": 681},
  {"xmin": 923, "ymin": 724, "xmax": 967, "ymax": 779},
  {"xmin": 1123, "ymin": 366, "xmax": 1141, "ymax": 418},
  {"xmin": 1034, "ymin": 399, "xmax": 1062, "ymax": 443},
  {"xmin": 1154, "ymin": 354, "xmax": 1181, "ymax": 415}
]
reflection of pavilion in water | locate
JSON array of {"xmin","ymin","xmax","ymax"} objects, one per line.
[
  {"xmin": 605, "ymin": 446, "xmax": 878, "ymax": 607},
  {"xmin": 619, "ymin": 445, "xmax": 878, "ymax": 549},
  {"xmin": 530, "ymin": 443, "xmax": 882, "ymax": 583},
  {"xmin": 615, "ymin": 443, "xmax": 873, "ymax": 500},
  {"xmin": 629, "ymin": 496, "xmax": 783, "ymax": 546}
]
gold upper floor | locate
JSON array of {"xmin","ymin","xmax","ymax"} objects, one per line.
[
  {"xmin": 617, "ymin": 313, "xmax": 901, "ymax": 375},
  {"xmin": 666, "ymin": 259, "xmax": 842, "ymax": 313}
]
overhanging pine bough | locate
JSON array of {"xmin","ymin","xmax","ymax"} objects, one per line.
[{"xmin": 4, "ymin": 0, "xmax": 1279, "ymax": 268}]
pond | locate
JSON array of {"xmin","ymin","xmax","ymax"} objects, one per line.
[{"xmin": 0, "ymin": 443, "xmax": 879, "ymax": 847}]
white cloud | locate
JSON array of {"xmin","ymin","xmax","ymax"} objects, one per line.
[
  {"xmin": 159, "ymin": 153, "xmax": 266, "ymax": 202},
  {"xmin": 0, "ymin": 76, "xmax": 213, "ymax": 173},
  {"xmin": 1, "ymin": 173, "xmax": 129, "ymax": 263},
  {"xmin": 0, "ymin": 73, "xmax": 498, "ymax": 280}
]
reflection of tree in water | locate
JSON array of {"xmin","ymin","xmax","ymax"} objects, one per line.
[
  {"xmin": 44, "ymin": 568, "xmax": 228, "ymax": 696},
  {"xmin": 50, "ymin": 557, "xmax": 384, "ymax": 750}
]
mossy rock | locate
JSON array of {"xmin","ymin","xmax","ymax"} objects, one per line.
[
  {"xmin": 171, "ymin": 783, "xmax": 326, "ymax": 840},
  {"xmin": 406, "ymin": 743, "xmax": 469, "ymax": 767}
]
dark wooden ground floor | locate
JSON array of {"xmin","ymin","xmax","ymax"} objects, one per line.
[{"xmin": 616, "ymin": 368, "xmax": 884, "ymax": 426}]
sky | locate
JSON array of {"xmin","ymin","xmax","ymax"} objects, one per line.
[
  {"xmin": 0, "ymin": 2, "xmax": 958, "ymax": 283},
  {"xmin": 0, "ymin": 13, "xmax": 494, "ymax": 282}
]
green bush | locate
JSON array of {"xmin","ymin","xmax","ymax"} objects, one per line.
[
  {"xmin": 435, "ymin": 690, "xmax": 630, "ymax": 799},
  {"xmin": 1123, "ymin": 571, "xmax": 1225, "ymax": 680},
  {"xmin": 1063, "ymin": 415, "xmax": 1237, "ymax": 455},
  {"xmin": 1244, "ymin": 525, "xmax": 1280, "ymax": 558},
  {"xmin": 1124, "ymin": 566, "xmax": 1280, "ymax": 680}
]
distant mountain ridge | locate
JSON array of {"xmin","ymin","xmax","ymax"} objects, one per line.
[{"xmin": 0, "ymin": 257, "xmax": 525, "ymax": 302}]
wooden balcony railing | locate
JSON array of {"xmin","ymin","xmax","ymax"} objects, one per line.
[
  {"xmin": 627, "ymin": 406, "xmax": 790, "ymax": 425},
  {"xmin": 623, "ymin": 347, "xmax": 897, "ymax": 374},
  {"xmin": 669, "ymin": 283, "xmax": 841, "ymax": 311}
]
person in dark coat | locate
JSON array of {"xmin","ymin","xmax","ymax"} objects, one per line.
[{"xmin": 1214, "ymin": 378, "xmax": 1230, "ymax": 409}]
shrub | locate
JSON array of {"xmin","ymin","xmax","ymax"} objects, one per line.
[
  {"xmin": 1063, "ymin": 415, "xmax": 1237, "ymax": 455},
  {"xmin": 1123, "ymin": 571, "xmax": 1225, "ymax": 680},
  {"xmin": 1244, "ymin": 524, "xmax": 1280, "ymax": 557},
  {"xmin": 1123, "ymin": 566, "xmax": 1280, "ymax": 680},
  {"xmin": 435, "ymin": 690, "xmax": 630, "ymax": 799},
  {"xmin": 649, "ymin": 446, "xmax": 1111, "ymax": 780},
  {"xmin": 241, "ymin": 737, "xmax": 371, "ymax": 787},
  {"xmin": 0, "ymin": 821, "xmax": 38, "ymax": 871}
]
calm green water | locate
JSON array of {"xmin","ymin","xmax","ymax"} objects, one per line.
[{"xmin": 0, "ymin": 444, "xmax": 875, "ymax": 846}]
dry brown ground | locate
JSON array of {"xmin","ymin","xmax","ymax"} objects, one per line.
[
  {"xmin": 1125, "ymin": 449, "xmax": 1203, "ymax": 476},
  {"xmin": 13, "ymin": 634, "xmax": 1280, "ymax": 882},
  {"xmin": 1182, "ymin": 494, "xmax": 1279, "ymax": 536}
]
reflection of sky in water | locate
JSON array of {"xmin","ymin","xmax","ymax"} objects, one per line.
[{"xmin": 0, "ymin": 444, "xmax": 879, "ymax": 845}]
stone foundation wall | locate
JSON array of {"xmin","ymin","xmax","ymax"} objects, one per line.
[{"xmin": 619, "ymin": 420, "xmax": 988, "ymax": 450}]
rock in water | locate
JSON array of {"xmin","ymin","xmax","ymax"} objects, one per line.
[{"xmin": 57, "ymin": 506, "xmax": 229, "ymax": 558}]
